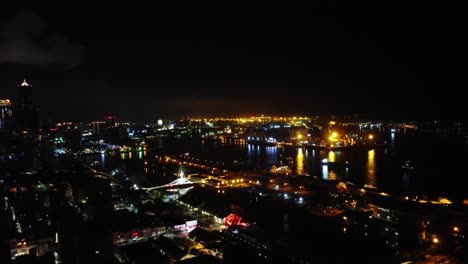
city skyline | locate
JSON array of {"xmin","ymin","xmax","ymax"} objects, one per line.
[
  {"xmin": 1, "ymin": 2, "xmax": 466, "ymax": 121},
  {"xmin": 2, "ymin": 3, "xmax": 468, "ymax": 264}
]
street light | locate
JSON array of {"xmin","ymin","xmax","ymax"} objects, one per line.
[{"xmin": 368, "ymin": 134, "xmax": 374, "ymax": 140}]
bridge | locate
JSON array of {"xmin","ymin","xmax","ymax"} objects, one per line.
[
  {"xmin": 84, "ymin": 163, "xmax": 196, "ymax": 194},
  {"xmin": 83, "ymin": 164, "xmax": 123, "ymax": 186},
  {"xmin": 142, "ymin": 164, "xmax": 196, "ymax": 191},
  {"xmin": 142, "ymin": 177, "xmax": 194, "ymax": 191}
]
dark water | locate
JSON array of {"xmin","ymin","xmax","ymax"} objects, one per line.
[{"xmin": 97, "ymin": 131, "xmax": 467, "ymax": 200}]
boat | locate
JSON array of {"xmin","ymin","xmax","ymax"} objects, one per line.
[{"xmin": 401, "ymin": 160, "xmax": 414, "ymax": 171}]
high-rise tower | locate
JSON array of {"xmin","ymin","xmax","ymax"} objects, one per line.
[
  {"xmin": 18, "ymin": 79, "xmax": 33, "ymax": 111},
  {"xmin": 15, "ymin": 79, "xmax": 38, "ymax": 131}
]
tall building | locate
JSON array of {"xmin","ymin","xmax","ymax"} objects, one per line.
[
  {"xmin": 0, "ymin": 99, "xmax": 12, "ymax": 129},
  {"xmin": 15, "ymin": 79, "xmax": 39, "ymax": 131},
  {"xmin": 104, "ymin": 116, "xmax": 116, "ymax": 129},
  {"xmin": 91, "ymin": 121, "xmax": 105, "ymax": 135}
]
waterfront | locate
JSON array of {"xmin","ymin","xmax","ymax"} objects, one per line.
[
  {"xmin": 48, "ymin": 126, "xmax": 463, "ymax": 263},
  {"xmin": 96, "ymin": 130, "xmax": 467, "ymax": 201},
  {"xmin": 3, "ymin": 125, "xmax": 467, "ymax": 263}
]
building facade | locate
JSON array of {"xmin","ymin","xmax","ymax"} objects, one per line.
[
  {"xmin": 15, "ymin": 79, "xmax": 39, "ymax": 132},
  {"xmin": 0, "ymin": 99, "xmax": 12, "ymax": 129}
]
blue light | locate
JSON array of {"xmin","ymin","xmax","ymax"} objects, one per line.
[{"xmin": 322, "ymin": 165, "xmax": 328, "ymax": 180}]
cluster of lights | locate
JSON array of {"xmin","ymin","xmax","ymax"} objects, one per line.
[
  {"xmin": 189, "ymin": 116, "xmax": 311, "ymax": 124},
  {"xmin": 156, "ymin": 155, "xmax": 225, "ymax": 174},
  {"xmin": 178, "ymin": 155, "xmax": 224, "ymax": 166},
  {"xmin": 328, "ymin": 131, "xmax": 339, "ymax": 142},
  {"xmin": 218, "ymin": 178, "xmax": 244, "ymax": 186},
  {"xmin": 0, "ymin": 99, "xmax": 11, "ymax": 105}
]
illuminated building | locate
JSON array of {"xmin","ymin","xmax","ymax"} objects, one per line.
[
  {"xmin": 223, "ymin": 213, "xmax": 249, "ymax": 227},
  {"xmin": 91, "ymin": 116, "xmax": 115, "ymax": 136},
  {"xmin": 15, "ymin": 79, "xmax": 39, "ymax": 132},
  {"xmin": 9, "ymin": 237, "xmax": 55, "ymax": 260},
  {"xmin": 112, "ymin": 226, "xmax": 167, "ymax": 246},
  {"xmin": 104, "ymin": 115, "xmax": 116, "ymax": 129},
  {"xmin": 92, "ymin": 121, "xmax": 105, "ymax": 135},
  {"xmin": 0, "ymin": 99, "xmax": 13, "ymax": 129}
]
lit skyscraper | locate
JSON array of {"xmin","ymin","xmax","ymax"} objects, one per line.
[
  {"xmin": 0, "ymin": 99, "xmax": 12, "ymax": 129},
  {"xmin": 15, "ymin": 79, "xmax": 39, "ymax": 131},
  {"xmin": 18, "ymin": 80, "xmax": 33, "ymax": 110},
  {"xmin": 104, "ymin": 116, "xmax": 116, "ymax": 129}
]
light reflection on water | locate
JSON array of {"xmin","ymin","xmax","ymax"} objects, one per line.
[
  {"xmin": 328, "ymin": 151, "xmax": 336, "ymax": 163},
  {"xmin": 248, "ymin": 144, "xmax": 262, "ymax": 166},
  {"xmin": 322, "ymin": 164, "xmax": 328, "ymax": 180},
  {"xmin": 96, "ymin": 133, "xmax": 466, "ymax": 198},
  {"xmin": 265, "ymin": 146, "xmax": 277, "ymax": 168},
  {"xmin": 319, "ymin": 151, "xmax": 337, "ymax": 180},
  {"xmin": 296, "ymin": 148, "xmax": 304, "ymax": 176},
  {"xmin": 366, "ymin": 149, "xmax": 376, "ymax": 186}
]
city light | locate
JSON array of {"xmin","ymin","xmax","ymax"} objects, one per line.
[
  {"xmin": 329, "ymin": 131, "xmax": 339, "ymax": 142},
  {"xmin": 0, "ymin": 1, "xmax": 465, "ymax": 260}
]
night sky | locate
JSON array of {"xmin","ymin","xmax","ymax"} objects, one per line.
[{"xmin": 0, "ymin": 1, "xmax": 466, "ymax": 121}]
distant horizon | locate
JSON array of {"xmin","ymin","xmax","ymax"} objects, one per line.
[
  {"xmin": 1, "ymin": 85, "xmax": 465, "ymax": 123},
  {"xmin": 36, "ymin": 113, "xmax": 465, "ymax": 124}
]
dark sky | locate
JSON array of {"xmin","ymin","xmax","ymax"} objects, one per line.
[{"xmin": 0, "ymin": 1, "xmax": 466, "ymax": 121}]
